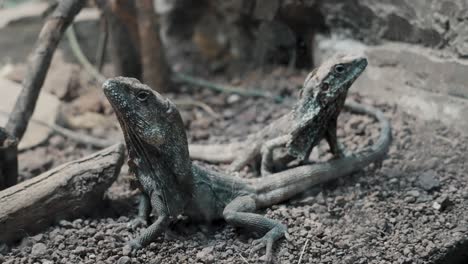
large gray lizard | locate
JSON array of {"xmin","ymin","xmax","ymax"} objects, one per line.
[
  {"xmin": 103, "ymin": 76, "xmax": 391, "ymax": 262},
  {"xmin": 189, "ymin": 54, "xmax": 368, "ymax": 175}
]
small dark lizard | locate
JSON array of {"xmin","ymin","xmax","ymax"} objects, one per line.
[
  {"xmin": 189, "ymin": 54, "xmax": 368, "ymax": 175},
  {"xmin": 103, "ymin": 76, "xmax": 391, "ymax": 262}
]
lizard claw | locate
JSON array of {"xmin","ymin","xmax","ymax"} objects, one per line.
[
  {"xmin": 128, "ymin": 239, "xmax": 143, "ymax": 251},
  {"xmin": 251, "ymin": 236, "xmax": 274, "ymax": 263}
]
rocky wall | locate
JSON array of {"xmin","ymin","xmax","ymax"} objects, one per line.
[{"xmin": 315, "ymin": 0, "xmax": 468, "ymax": 58}]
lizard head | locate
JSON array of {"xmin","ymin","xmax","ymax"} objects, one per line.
[
  {"xmin": 298, "ymin": 54, "xmax": 367, "ymax": 109},
  {"xmin": 103, "ymin": 77, "xmax": 184, "ymax": 148}
]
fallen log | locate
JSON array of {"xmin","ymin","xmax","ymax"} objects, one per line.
[{"xmin": 0, "ymin": 143, "xmax": 125, "ymax": 244}]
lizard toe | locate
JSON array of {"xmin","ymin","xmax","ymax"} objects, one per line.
[
  {"xmin": 251, "ymin": 236, "xmax": 274, "ymax": 262},
  {"xmin": 128, "ymin": 239, "xmax": 143, "ymax": 251},
  {"xmin": 128, "ymin": 217, "xmax": 148, "ymax": 230}
]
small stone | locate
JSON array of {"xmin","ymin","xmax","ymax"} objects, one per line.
[
  {"xmin": 196, "ymin": 246, "xmax": 214, "ymax": 263},
  {"xmin": 418, "ymin": 171, "xmax": 440, "ymax": 191},
  {"xmin": 59, "ymin": 220, "xmax": 73, "ymax": 228},
  {"xmin": 31, "ymin": 243, "xmax": 47, "ymax": 256},
  {"xmin": 32, "ymin": 234, "xmax": 43, "ymax": 242},
  {"xmin": 404, "ymin": 196, "xmax": 416, "ymax": 203},
  {"xmin": 73, "ymin": 246, "xmax": 87, "ymax": 256},
  {"xmin": 433, "ymin": 196, "xmax": 451, "ymax": 211},
  {"xmin": 117, "ymin": 256, "xmax": 131, "ymax": 264},
  {"xmin": 407, "ymin": 190, "xmax": 420, "ymax": 197},
  {"xmin": 122, "ymin": 245, "xmax": 132, "ymax": 256},
  {"xmin": 227, "ymin": 94, "xmax": 241, "ymax": 104},
  {"xmin": 389, "ymin": 178, "xmax": 398, "ymax": 184}
]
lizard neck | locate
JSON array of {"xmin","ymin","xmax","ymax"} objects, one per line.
[{"xmin": 124, "ymin": 125, "xmax": 195, "ymax": 217}]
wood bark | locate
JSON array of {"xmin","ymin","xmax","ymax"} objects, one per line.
[
  {"xmin": 0, "ymin": 144, "xmax": 125, "ymax": 244},
  {"xmin": 135, "ymin": 0, "xmax": 173, "ymax": 92},
  {"xmin": 95, "ymin": 0, "xmax": 141, "ymax": 78},
  {"xmin": 0, "ymin": 128, "xmax": 18, "ymax": 190},
  {"xmin": 5, "ymin": 0, "xmax": 85, "ymax": 141}
]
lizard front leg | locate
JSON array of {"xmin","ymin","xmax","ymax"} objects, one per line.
[
  {"xmin": 223, "ymin": 196, "xmax": 288, "ymax": 262},
  {"xmin": 129, "ymin": 193, "xmax": 151, "ymax": 229},
  {"xmin": 260, "ymin": 135, "xmax": 290, "ymax": 176},
  {"xmin": 129, "ymin": 194, "xmax": 170, "ymax": 249},
  {"xmin": 325, "ymin": 117, "xmax": 346, "ymax": 158}
]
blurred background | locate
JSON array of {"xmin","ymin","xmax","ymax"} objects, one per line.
[{"xmin": 0, "ymin": 1, "xmax": 467, "ymax": 263}]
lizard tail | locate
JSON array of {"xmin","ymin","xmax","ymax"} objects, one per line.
[
  {"xmin": 253, "ymin": 101, "xmax": 392, "ymax": 208},
  {"xmin": 189, "ymin": 142, "xmax": 244, "ymax": 163}
]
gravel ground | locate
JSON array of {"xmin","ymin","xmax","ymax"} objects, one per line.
[{"xmin": 2, "ymin": 69, "xmax": 467, "ymax": 264}]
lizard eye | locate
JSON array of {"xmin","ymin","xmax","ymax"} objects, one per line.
[
  {"xmin": 334, "ymin": 64, "xmax": 345, "ymax": 74},
  {"xmin": 136, "ymin": 91, "xmax": 150, "ymax": 102},
  {"xmin": 321, "ymin": 83, "xmax": 329, "ymax": 91}
]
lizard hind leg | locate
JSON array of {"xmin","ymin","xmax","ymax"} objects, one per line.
[
  {"xmin": 228, "ymin": 144, "xmax": 261, "ymax": 172},
  {"xmin": 223, "ymin": 196, "xmax": 288, "ymax": 262}
]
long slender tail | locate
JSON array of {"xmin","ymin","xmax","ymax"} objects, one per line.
[
  {"xmin": 253, "ymin": 101, "xmax": 392, "ymax": 208},
  {"xmin": 189, "ymin": 142, "xmax": 244, "ymax": 163}
]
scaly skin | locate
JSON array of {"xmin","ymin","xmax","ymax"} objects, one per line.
[
  {"xmin": 103, "ymin": 77, "xmax": 391, "ymax": 262},
  {"xmin": 189, "ymin": 54, "xmax": 368, "ymax": 176}
]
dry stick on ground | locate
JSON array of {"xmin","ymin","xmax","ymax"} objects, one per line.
[
  {"xmin": 135, "ymin": 0, "xmax": 173, "ymax": 92},
  {"xmin": 0, "ymin": 143, "xmax": 125, "ymax": 244},
  {"xmin": 0, "ymin": 128, "xmax": 18, "ymax": 191},
  {"xmin": 5, "ymin": 0, "xmax": 85, "ymax": 141},
  {"xmin": 0, "ymin": 109, "xmax": 118, "ymax": 149},
  {"xmin": 297, "ymin": 239, "xmax": 310, "ymax": 264}
]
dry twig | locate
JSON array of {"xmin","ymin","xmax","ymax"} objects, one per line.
[
  {"xmin": 297, "ymin": 238, "xmax": 309, "ymax": 264},
  {"xmin": 5, "ymin": 0, "xmax": 85, "ymax": 141}
]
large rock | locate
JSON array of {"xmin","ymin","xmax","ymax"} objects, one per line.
[
  {"xmin": 0, "ymin": 78, "xmax": 60, "ymax": 150},
  {"xmin": 315, "ymin": 0, "xmax": 468, "ymax": 58},
  {"xmin": 314, "ymin": 35, "xmax": 468, "ymax": 134}
]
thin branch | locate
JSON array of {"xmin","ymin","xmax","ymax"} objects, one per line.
[
  {"xmin": 297, "ymin": 238, "xmax": 309, "ymax": 264},
  {"xmin": 175, "ymin": 100, "xmax": 220, "ymax": 119},
  {"xmin": 173, "ymin": 73, "xmax": 284, "ymax": 102},
  {"xmin": 95, "ymin": 14, "xmax": 108, "ymax": 72},
  {"xmin": 66, "ymin": 24, "xmax": 106, "ymax": 83},
  {"xmin": 238, "ymin": 253, "xmax": 249, "ymax": 264},
  {"xmin": 5, "ymin": 0, "xmax": 85, "ymax": 141}
]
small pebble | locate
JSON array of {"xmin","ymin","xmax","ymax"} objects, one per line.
[{"xmin": 31, "ymin": 243, "xmax": 47, "ymax": 257}]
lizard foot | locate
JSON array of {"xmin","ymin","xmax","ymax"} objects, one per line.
[
  {"xmin": 128, "ymin": 239, "xmax": 143, "ymax": 251},
  {"xmin": 251, "ymin": 236, "xmax": 274, "ymax": 263},
  {"xmin": 128, "ymin": 217, "xmax": 148, "ymax": 230},
  {"xmin": 251, "ymin": 227, "xmax": 288, "ymax": 262}
]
